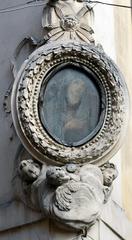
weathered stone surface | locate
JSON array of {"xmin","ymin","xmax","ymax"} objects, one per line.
[
  {"xmin": 15, "ymin": 159, "xmax": 118, "ymax": 231},
  {"xmin": 0, "ymin": 0, "xmax": 44, "ymax": 231},
  {"xmin": 0, "ymin": 1, "xmax": 131, "ymax": 239}
]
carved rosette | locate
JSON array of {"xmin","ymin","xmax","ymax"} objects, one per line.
[{"xmin": 11, "ymin": 41, "xmax": 129, "ymax": 166}]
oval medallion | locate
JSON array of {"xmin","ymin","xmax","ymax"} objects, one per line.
[{"xmin": 11, "ymin": 41, "xmax": 129, "ymax": 165}]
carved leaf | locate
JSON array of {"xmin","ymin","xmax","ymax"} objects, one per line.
[
  {"xmin": 54, "ymin": 180, "xmax": 80, "ymax": 211},
  {"xmin": 55, "ymin": 184, "xmax": 72, "ymax": 211}
]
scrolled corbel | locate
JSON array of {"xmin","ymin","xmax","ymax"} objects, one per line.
[{"xmin": 15, "ymin": 159, "xmax": 118, "ymax": 231}]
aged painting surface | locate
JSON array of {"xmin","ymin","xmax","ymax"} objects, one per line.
[{"xmin": 39, "ymin": 66, "xmax": 101, "ymax": 146}]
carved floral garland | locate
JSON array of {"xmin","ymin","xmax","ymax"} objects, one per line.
[{"xmin": 11, "ymin": 41, "xmax": 128, "ymax": 166}]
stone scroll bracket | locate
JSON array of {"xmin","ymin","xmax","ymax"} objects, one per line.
[{"xmin": 13, "ymin": 147, "xmax": 118, "ymax": 232}]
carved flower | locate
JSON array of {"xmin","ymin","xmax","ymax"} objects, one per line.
[{"xmin": 60, "ymin": 15, "xmax": 79, "ymax": 31}]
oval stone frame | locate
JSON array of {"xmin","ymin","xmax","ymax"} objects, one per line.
[{"xmin": 11, "ymin": 41, "xmax": 129, "ymax": 166}]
